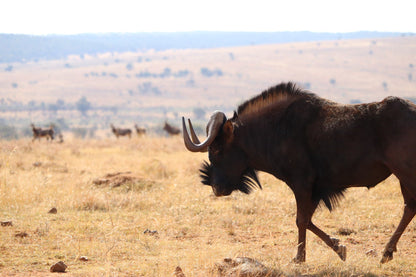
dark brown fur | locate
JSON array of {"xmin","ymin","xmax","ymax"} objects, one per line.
[
  {"xmin": 111, "ymin": 124, "xmax": 132, "ymax": 138},
  {"xmin": 163, "ymin": 122, "xmax": 180, "ymax": 135},
  {"xmin": 134, "ymin": 124, "xmax": 146, "ymax": 136},
  {"xmin": 31, "ymin": 123, "xmax": 54, "ymax": 142},
  {"xmin": 193, "ymin": 82, "xmax": 416, "ymax": 263}
]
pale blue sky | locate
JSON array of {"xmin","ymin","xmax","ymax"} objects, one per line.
[{"xmin": 1, "ymin": 0, "xmax": 414, "ymax": 35}]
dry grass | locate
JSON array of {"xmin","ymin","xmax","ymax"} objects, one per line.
[{"xmin": 1, "ymin": 137, "xmax": 416, "ymax": 276}]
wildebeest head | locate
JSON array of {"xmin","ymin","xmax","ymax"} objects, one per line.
[{"xmin": 182, "ymin": 111, "xmax": 261, "ymax": 196}]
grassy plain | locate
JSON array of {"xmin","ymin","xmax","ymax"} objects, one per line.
[{"xmin": 1, "ymin": 137, "xmax": 416, "ymax": 276}]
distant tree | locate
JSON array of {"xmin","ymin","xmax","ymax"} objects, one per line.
[
  {"xmin": 201, "ymin": 67, "xmax": 223, "ymax": 77},
  {"xmin": 126, "ymin": 63, "xmax": 134, "ymax": 71},
  {"xmin": 409, "ymin": 73, "xmax": 413, "ymax": 81},
  {"xmin": 0, "ymin": 122, "xmax": 18, "ymax": 140},
  {"xmin": 193, "ymin": 107, "xmax": 206, "ymax": 120},
  {"xmin": 5, "ymin": 65, "xmax": 13, "ymax": 72},
  {"xmin": 12, "ymin": 83, "xmax": 18, "ymax": 88},
  {"xmin": 56, "ymin": 118, "xmax": 70, "ymax": 130},
  {"xmin": 382, "ymin": 82, "xmax": 388, "ymax": 91},
  {"xmin": 186, "ymin": 79, "xmax": 195, "ymax": 87},
  {"xmin": 56, "ymin": 99, "xmax": 66, "ymax": 110},
  {"xmin": 76, "ymin": 96, "xmax": 91, "ymax": 116},
  {"xmin": 174, "ymin": 69, "xmax": 190, "ymax": 78},
  {"xmin": 160, "ymin": 68, "xmax": 171, "ymax": 78},
  {"xmin": 301, "ymin": 82, "xmax": 311, "ymax": 89},
  {"xmin": 48, "ymin": 103, "xmax": 59, "ymax": 113},
  {"xmin": 229, "ymin": 52, "xmax": 235, "ymax": 61},
  {"xmin": 72, "ymin": 127, "xmax": 88, "ymax": 138},
  {"xmin": 329, "ymin": 78, "xmax": 336, "ymax": 85}
]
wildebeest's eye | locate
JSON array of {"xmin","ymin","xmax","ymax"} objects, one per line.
[{"xmin": 199, "ymin": 161, "xmax": 212, "ymax": 186}]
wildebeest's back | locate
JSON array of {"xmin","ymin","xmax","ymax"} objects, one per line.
[{"xmin": 305, "ymin": 96, "xmax": 416, "ymax": 191}]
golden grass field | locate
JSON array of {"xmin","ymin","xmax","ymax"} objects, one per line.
[{"xmin": 1, "ymin": 136, "xmax": 416, "ymax": 276}]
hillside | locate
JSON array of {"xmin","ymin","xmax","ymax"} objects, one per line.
[
  {"xmin": 0, "ymin": 36, "xmax": 415, "ymax": 138},
  {"xmin": 0, "ymin": 31, "xmax": 406, "ymax": 63}
]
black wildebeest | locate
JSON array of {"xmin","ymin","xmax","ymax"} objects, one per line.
[
  {"xmin": 110, "ymin": 124, "xmax": 132, "ymax": 138},
  {"xmin": 182, "ymin": 82, "xmax": 416, "ymax": 263},
  {"xmin": 134, "ymin": 124, "xmax": 146, "ymax": 136},
  {"xmin": 31, "ymin": 123, "xmax": 54, "ymax": 142},
  {"xmin": 163, "ymin": 121, "xmax": 180, "ymax": 135}
]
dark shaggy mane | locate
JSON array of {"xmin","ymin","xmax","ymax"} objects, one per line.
[{"xmin": 237, "ymin": 82, "xmax": 316, "ymax": 117}]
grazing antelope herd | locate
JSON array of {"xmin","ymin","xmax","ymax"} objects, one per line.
[{"xmin": 29, "ymin": 121, "xmax": 183, "ymax": 141}]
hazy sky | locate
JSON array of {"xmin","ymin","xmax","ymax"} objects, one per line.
[{"xmin": 1, "ymin": 0, "xmax": 415, "ymax": 35}]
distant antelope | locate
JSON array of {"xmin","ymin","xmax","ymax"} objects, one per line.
[
  {"xmin": 57, "ymin": 133, "xmax": 64, "ymax": 143},
  {"xmin": 31, "ymin": 123, "xmax": 54, "ymax": 142},
  {"xmin": 110, "ymin": 124, "xmax": 132, "ymax": 138},
  {"xmin": 163, "ymin": 121, "xmax": 180, "ymax": 135},
  {"xmin": 134, "ymin": 124, "xmax": 146, "ymax": 136}
]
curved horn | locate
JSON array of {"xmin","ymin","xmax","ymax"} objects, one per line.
[{"xmin": 182, "ymin": 111, "xmax": 226, "ymax": 152}]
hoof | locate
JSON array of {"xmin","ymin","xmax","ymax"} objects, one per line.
[
  {"xmin": 336, "ymin": 244, "xmax": 347, "ymax": 261},
  {"xmin": 380, "ymin": 251, "xmax": 393, "ymax": 264},
  {"xmin": 291, "ymin": 255, "xmax": 305, "ymax": 264}
]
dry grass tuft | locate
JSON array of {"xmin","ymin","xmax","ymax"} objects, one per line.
[{"xmin": 0, "ymin": 138, "xmax": 416, "ymax": 276}]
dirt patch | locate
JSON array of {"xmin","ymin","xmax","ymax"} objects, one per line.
[{"xmin": 93, "ymin": 171, "xmax": 155, "ymax": 188}]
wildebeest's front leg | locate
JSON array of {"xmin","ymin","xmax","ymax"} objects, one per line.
[
  {"xmin": 293, "ymin": 192, "xmax": 318, "ymax": 263},
  {"xmin": 308, "ymin": 222, "xmax": 346, "ymax": 261},
  {"xmin": 293, "ymin": 191, "xmax": 346, "ymax": 262}
]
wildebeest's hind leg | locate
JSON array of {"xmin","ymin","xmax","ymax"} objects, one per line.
[
  {"xmin": 308, "ymin": 222, "xmax": 346, "ymax": 261},
  {"xmin": 381, "ymin": 183, "xmax": 416, "ymax": 263}
]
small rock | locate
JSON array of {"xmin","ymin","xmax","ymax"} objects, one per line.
[
  {"xmin": 366, "ymin": 249, "xmax": 377, "ymax": 257},
  {"xmin": 33, "ymin": 162, "xmax": 42, "ymax": 167},
  {"xmin": 79, "ymin": 256, "xmax": 89, "ymax": 261},
  {"xmin": 50, "ymin": 261, "xmax": 67, "ymax": 272},
  {"xmin": 1, "ymin": 221, "xmax": 13, "ymax": 227},
  {"xmin": 173, "ymin": 266, "xmax": 186, "ymax": 277},
  {"xmin": 144, "ymin": 229, "xmax": 158, "ymax": 235},
  {"xmin": 48, "ymin": 207, "xmax": 57, "ymax": 214},
  {"xmin": 15, "ymin": 231, "xmax": 28, "ymax": 238},
  {"xmin": 215, "ymin": 257, "xmax": 279, "ymax": 277}
]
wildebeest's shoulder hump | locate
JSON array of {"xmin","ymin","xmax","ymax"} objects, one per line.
[{"xmin": 237, "ymin": 82, "xmax": 317, "ymax": 117}]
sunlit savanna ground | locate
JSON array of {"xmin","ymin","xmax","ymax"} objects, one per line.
[{"xmin": 1, "ymin": 136, "xmax": 416, "ymax": 276}]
